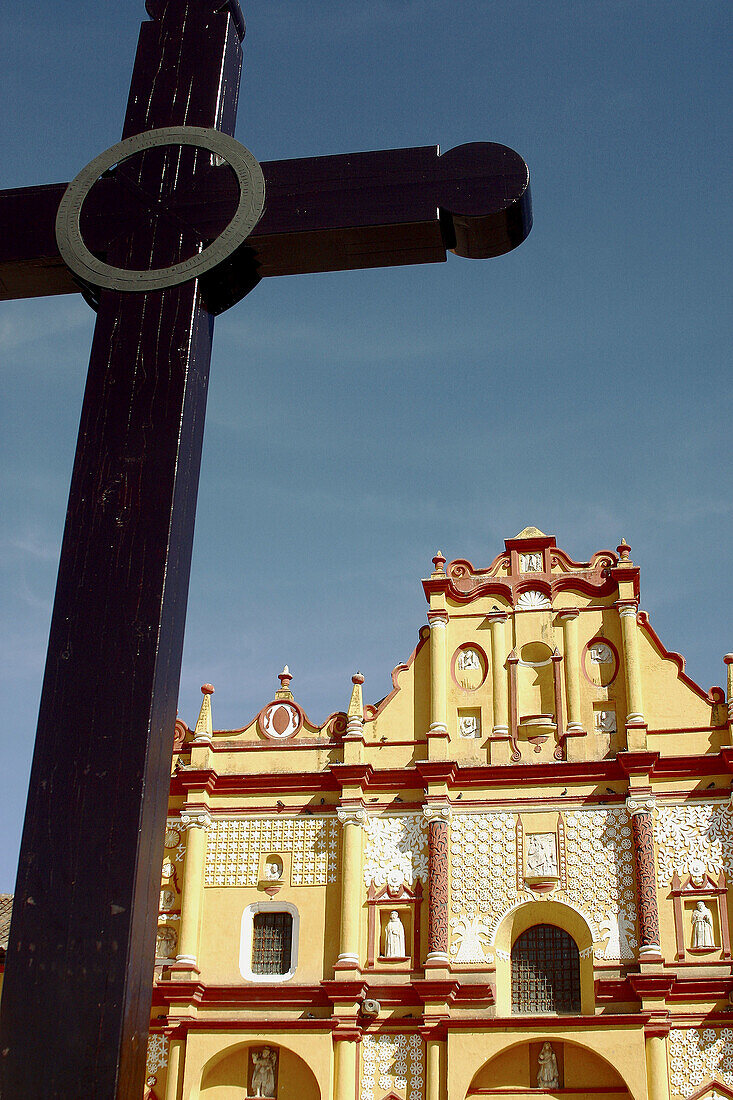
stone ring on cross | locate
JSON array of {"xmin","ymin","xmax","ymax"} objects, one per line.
[{"xmin": 55, "ymin": 126, "xmax": 265, "ymax": 293}]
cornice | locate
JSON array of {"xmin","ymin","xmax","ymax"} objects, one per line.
[{"xmin": 169, "ymin": 752, "xmax": 733, "ymax": 799}]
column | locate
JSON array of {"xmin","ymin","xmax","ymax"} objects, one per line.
[
  {"xmin": 427, "ymin": 610, "xmax": 449, "ymax": 744},
  {"xmin": 487, "ymin": 610, "xmax": 509, "ymax": 736},
  {"xmin": 426, "ymin": 1037, "xmax": 442, "ymax": 1100},
  {"xmin": 645, "ymin": 1030, "xmax": 670, "ymax": 1100},
  {"xmin": 558, "ymin": 609, "xmax": 583, "ymax": 733},
  {"xmin": 618, "ymin": 601, "xmax": 645, "ymax": 725},
  {"xmin": 423, "ymin": 803, "xmax": 450, "ymax": 966},
  {"xmin": 334, "ymin": 1036, "xmax": 358, "ymax": 1100},
  {"xmin": 176, "ymin": 808, "xmax": 211, "ymax": 968},
  {"xmin": 627, "ymin": 797, "xmax": 661, "ymax": 959},
  {"xmin": 163, "ymin": 1037, "xmax": 184, "ymax": 1100},
  {"xmin": 336, "ymin": 804, "xmax": 366, "ymax": 967}
]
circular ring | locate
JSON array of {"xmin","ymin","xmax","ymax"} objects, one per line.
[{"xmin": 55, "ymin": 126, "xmax": 265, "ymax": 293}]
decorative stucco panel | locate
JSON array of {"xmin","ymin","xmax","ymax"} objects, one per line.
[
  {"xmin": 669, "ymin": 1028, "xmax": 733, "ymax": 1097},
  {"xmin": 449, "ymin": 811, "xmax": 519, "ymax": 961},
  {"xmin": 204, "ymin": 816, "xmax": 338, "ymax": 886},
  {"xmin": 360, "ymin": 1033, "xmax": 424, "ymax": 1100},
  {"xmin": 362, "ymin": 813, "xmax": 428, "ymax": 888},
  {"xmin": 564, "ymin": 808, "xmax": 638, "ymax": 959},
  {"xmin": 655, "ymin": 803, "xmax": 733, "ymax": 885}
]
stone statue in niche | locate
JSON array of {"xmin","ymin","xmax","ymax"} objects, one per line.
[
  {"xmin": 537, "ymin": 1042, "xmax": 559, "ymax": 1089},
  {"xmin": 457, "ymin": 648, "xmax": 481, "ymax": 670},
  {"xmin": 384, "ymin": 910, "xmax": 406, "ymax": 957},
  {"xmin": 589, "ymin": 642, "xmax": 613, "ymax": 664},
  {"xmin": 526, "ymin": 833, "xmax": 558, "ymax": 878},
  {"xmin": 264, "ymin": 858, "xmax": 283, "ymax": 880},
  {"xmin": 595, "ymin": 709, "xmax": 617, "ymax": 733},
  {"xmin": 155, "ymin": 927, "xmax": 177, "ymax": 959},
  {"xmin": 251, "ymin": 1047, "xmax": 277, "ymax": 1098},
  {"xmin": 159, "ymin": 888, "xmax": 176, "ymax": 911},
  {"xmin": 520, "ymin": 552, "xmax": 542, "ymax": 573},
  {"xmin": 458, "ymin": 715, "xmax": 480, "ymax": 738},
  {"xmin": 691, "ymin": 901, "xmax": 715, "ymax": 948}
]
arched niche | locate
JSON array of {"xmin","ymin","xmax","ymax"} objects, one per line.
[
  {"xmin": 200, "ymin": 1040, "xmax": 320, "ymax": 1100},
  {"xmin": 465, "ymin": 1037, "xmax": 632, "ymax": 1098},
  {"xmin": 493, "ymin": 899, "xmax": 595, "ymax": 1015},
  {"xmin": 517, "ymin": 641, "xmax": 556, "ymax": 718}
]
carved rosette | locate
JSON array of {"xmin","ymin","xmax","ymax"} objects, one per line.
[
  {"xmin": 424, "ymin": 804, "xmax": 450, "ymax": 962},
  {"xmin": 627, "ymin": 797, "xmax": 661, "ymax": 956}
]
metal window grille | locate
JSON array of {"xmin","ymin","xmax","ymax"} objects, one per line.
[
  {"xmin": 252, "ymin": 911, "xmax": 293, "ymax": 975},
  {"xmin": 511, "ymin": 923, "xmax": 581, "ymax": 1013}
]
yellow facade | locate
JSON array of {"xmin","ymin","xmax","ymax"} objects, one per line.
[{"xmin": 145, "ymin": 530, "xmax": 733, "ymax": 1100}]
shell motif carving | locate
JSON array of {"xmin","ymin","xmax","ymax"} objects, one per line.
[{"xmin": 516, "ymin": 589, "xmax": 551, "ymax": 610}]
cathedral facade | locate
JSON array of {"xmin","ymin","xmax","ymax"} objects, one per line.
[{"xmin": 145, "ymin": 529, "xmax": 733, "ymax": 1100}]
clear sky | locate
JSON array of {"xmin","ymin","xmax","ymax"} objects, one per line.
[{"xmin": 1, "ymin": 0, "xmax": 731, "ymax": 891}]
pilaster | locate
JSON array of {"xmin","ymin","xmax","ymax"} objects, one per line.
[
  {"xmin": 725, "ymin": 653, "xmax": 733, "ymax": 739},
  {"xmin": 423, "ymin": 801, "xmax": 451, "ymax": 969},
  {"xmin": 174, "ymin": 806, "xmax": 212, "ymax": 972},
  {"xmin": 626, "ymin": 795, "xmax": 662, "ymax": 960},
  {"xmin": 487, "ymin": 609, "xmax": 509, "ymax": 738},
  {"xmin": 336, "ymin": 802, "xmax": 367, "ymax": 971},
  {"xmin": 427, "ymin": 609, "xmax": 450, "ymax": 760},
  {"xmin": 163, "ymin": 1036, "xmax": 184, "ymax": 1100}
]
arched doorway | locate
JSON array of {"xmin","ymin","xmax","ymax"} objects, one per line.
[
  {"xmin": 200, "ymin": 1040, "xmax": 320, "ymax": 1100},
  {"xmin": 465, "ymin": 1038, "xmax": 632, "ymax": 1099},
  {"xmin": 511, "ymin": 923, "xmax": 581, "ymax": 1013}
]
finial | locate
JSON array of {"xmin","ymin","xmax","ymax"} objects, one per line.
[
  {"xmin": 724, "ymin": 654, "xmax": 733, "ymax": 666},
  {"xmin": 193, "ymin": 683, "xmax": 214, "ymax": 742},
  {"xmin": 275, "ymin": 665, "xmax": 294, "ymax": 700},
  {"xmin": 432, "ymin": 550, "xmax": 446, "ymax": 573},
  {"xmin": 348, "ymin": 671, "xmax": 364, "ymax": 720},
  {"xmin": 617, "ymin": 538, "xmax": 631, "ymax": 562}
]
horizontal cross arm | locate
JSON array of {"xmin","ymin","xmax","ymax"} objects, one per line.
[{"xmin": 0, "ymin": 142, "xmax": 530, "ymax": 302}]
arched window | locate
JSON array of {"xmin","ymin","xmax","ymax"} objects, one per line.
[{"xmin": 511, "ymin": 923, "xmax": 581, "ymax": 1013}]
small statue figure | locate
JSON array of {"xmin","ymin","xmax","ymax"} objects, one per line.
[
  {"xmin": 265, "ymin": 859, "xmax": 282, "ymax": 880},
  {"xmin": 384, "ymin": 910, "xmax": 406, "ymax": 958},
  {"xmin": 251, "ymin": 1047, "xmax": 277, "ymax": 1098},
  {"xmin": 160, "ymin": 888, "xmax": 176, "ymax": 911},
  {"xmin": 155, "ymin": 927, "xmax": 177, "ymax": 959},
  {"xmin": 537, "ymin": 1042, "xmax": 559, "ymax": 1089},
  {"xmin": 526, "ymin": 833, "xmax": 558, "ymax": 878},
  {"xmin": 457, "ymin": 648, "xmax": 481, "ymax": 670},
  {"xmin": 520, "ymin": 552, "xmax": 542, "ymax": 573},
  {"xmin": 691, "ymin": 901, "xmax": 715, "ymax": 948}
]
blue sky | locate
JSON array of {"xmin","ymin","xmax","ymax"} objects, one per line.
[{"xmin": 1, "ymin": 1, "xmax": 731, "ymax": 890}]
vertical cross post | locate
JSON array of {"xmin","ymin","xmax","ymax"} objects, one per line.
[{"xmin": 0, "ymin": 3, "xmax": 246, "ymax": 1096}]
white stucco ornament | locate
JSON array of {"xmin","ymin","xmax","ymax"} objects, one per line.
[
  {"xmin": 516, "ymin": 589, "xmax": 551, "ymax": 610},
  {"xmin": 362, "ymin": 813, "xmax": 428, "ymax": 887}
]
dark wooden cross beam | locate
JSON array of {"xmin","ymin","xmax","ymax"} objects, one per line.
[{"xmin": 0, "ymin": 2, "xmax": 531, "ymax": 1097}]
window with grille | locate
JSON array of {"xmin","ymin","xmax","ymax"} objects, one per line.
[
  {"xmin": 511, "ymin": 924, "xmax": 581, "ymax": 1013},
  {"xmin": 251, "ymin": 911, "xmax": 293, "ymax": 976}
]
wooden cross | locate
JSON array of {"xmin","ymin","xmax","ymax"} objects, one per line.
[{"xmin": 0, "ymin": 2, "xmax": 531, "ymax": 1096}]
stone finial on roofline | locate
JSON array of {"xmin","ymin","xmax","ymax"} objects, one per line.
[{"xmin": 193, "ymin": 683, "xmax": 214, "ymax": 743}]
